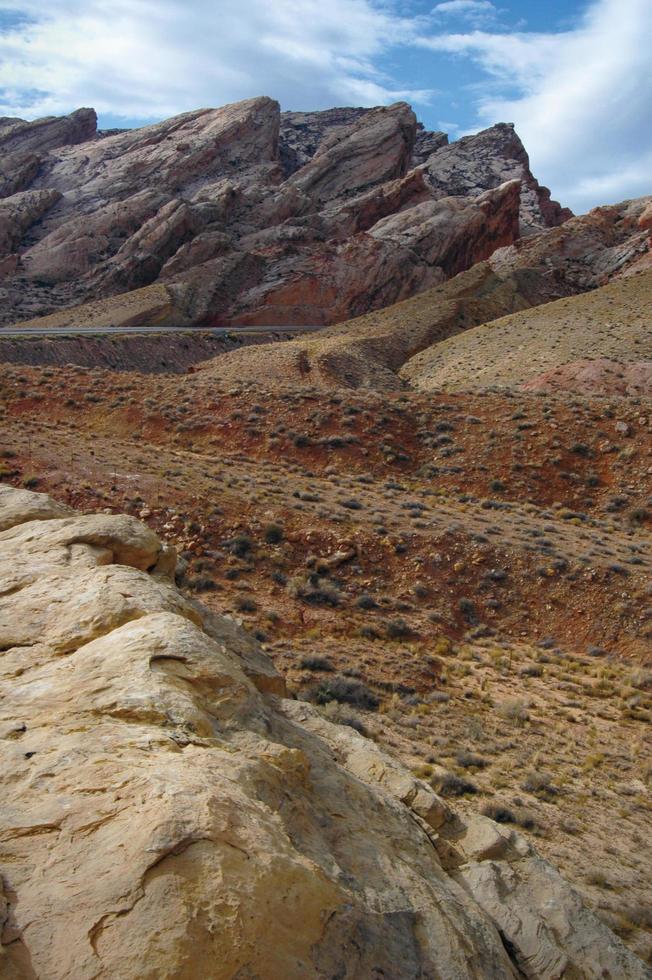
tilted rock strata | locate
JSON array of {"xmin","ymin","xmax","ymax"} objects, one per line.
[
  {"xmin": 489, "ymin": 195, "xmax": 652, "ymax": 289},
  {"xmin": 1, "ymin": 97, "xmax": 569, "ymax": 327},
  {"xmin": 0, "ymin": 189, "xmax": 62, "ymax": 257},
  {"xmin": 0, "ymin": 486, "xmax": 647, "ymax": 979},
  {"xmin": 422, "ymin": 122, "xmax": 572, "ymax": 235}
]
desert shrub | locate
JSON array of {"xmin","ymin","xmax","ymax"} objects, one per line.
[
  {"xmin": 321, "ymin": 700, "xmax": 368, "ymax": 735},
  {"xmin": 481, "ymin": 802, "xmax": 516, "ymax": 824},
  {"xmin": 228, "ymin": 533, "xmax": 253, "ymax": 557},
  {"xmin": 458, "ymin": 598, "xmax": 478, "ymax": 624},
  {"xmin": 456, "ymin": 751, "xmax": 488, "ymax": 770},
  {"xmin": 356, "ymin": 593, "xmax": 377, "ymax": 610},
  {"xmin": 340, "ymin": 498, "xmax": 362, "ymax": 510},
  {"xmin": 359, "ymin": 625, "xmax": 382, "ymax": 640},
  {"xmin": 497, "ymin": 698, "xmax": 530, "ymax": 724},
  {"xmin": 263, "ymin": 523, "xmax": 284, "ymax": 544},
  {"xmin": 436, "ymin": 772, "xmax": 478, "ymax": 797},
  {"xmin": 522, "ymin": 771, "xmax": 557, "ymax": 797},
  {"xmin": 189, "ymin": 575, "xmax": 217, "ymax": 592},
  {"xmin": 288, "ymin": 573, "xmax": 342, "ymax": 607},
  {"xmin": 384, "ymin": 617, "xmax": 412, "ymax": 639},
  {"xmin": 234, "ymin": 595, "xmax": 257, "ymax": 613},
  {"xmin": 309, "ymin": 676, "xmax": 379, "ymax": 711},
  {"xmin": 513, "ymin": 807, "xmax": 542, "ymax": 831},
  {"xmin": 300, "ymin": 656, "xmax": 334, "ymax": 672}
]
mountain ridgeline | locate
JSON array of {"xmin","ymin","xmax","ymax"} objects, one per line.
[{"xmin": 1, "ymin": 97, "xmax": 570, "ymax": 329}]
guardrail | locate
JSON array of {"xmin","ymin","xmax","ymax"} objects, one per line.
[{"xmin": 0, "ymin": 325, "xmax": 324, "ymax": 338}]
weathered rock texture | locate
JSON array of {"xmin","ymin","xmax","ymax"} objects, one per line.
[
  {"xmin": 422, "ymin": 123, "xmax": 572, "ymax": 236},
  {"xmin": 0, "ymin": 97, "xmax": 569, "ymax": 328},
  {"xmin": 0, "ymin": 486, "xmax": 647, "ymax": 979}
]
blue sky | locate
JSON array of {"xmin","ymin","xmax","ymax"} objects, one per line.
[{"xmin": 0, "ymin": 0, "xmax": 650, "ymax": 213}]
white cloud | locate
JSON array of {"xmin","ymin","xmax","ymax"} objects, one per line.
[
  {"xmin": 433, "ymin": 1, "xmax": 496, "ymax": 18},
  {"xmin": 0, "ymin": 0, "xmax": 430, "ymax": 120},
  {"xmin": 418, "ymin": 0, "xmax": 652, "ymax": 212}
]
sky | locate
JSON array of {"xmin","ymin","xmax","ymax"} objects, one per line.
[{"xmin": 0, "ymin": 0, "xmax": 650, "ymax": 213}]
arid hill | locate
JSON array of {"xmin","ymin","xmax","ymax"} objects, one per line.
[
  {"xmin": 401, "ymin": 267, "xmax": 652, "ymax": 395},
  {"xmin": 179, "ymin": 194, "xmax": 650, "ymax": 391}
]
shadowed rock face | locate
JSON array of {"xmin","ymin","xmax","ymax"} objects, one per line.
[
  {"xmin": 0, "ymin": 485, "xmax": 648, "ymax": 979},
  {"xmin": 1, "ymin": 97, "xmax": 569, "ymax": 328}
]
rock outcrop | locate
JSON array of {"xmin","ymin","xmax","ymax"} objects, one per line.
[
  {"xmin": 422, "ymin": 123, "xmax": 572, "ymax": 235},
  {"xmin": 0, "ymin": 97, "xmax": 570, "ymax": 328},
  {"xmin": 0, "ymin": 108, "xmax": 97, "ymax": 199},
  {"xmin": 0, "ymin": 189, "xmax": 62, "ymax": 256},
  {"xmin": 0, "ymin": 485, "xmax": 647, "ymax": 978}
]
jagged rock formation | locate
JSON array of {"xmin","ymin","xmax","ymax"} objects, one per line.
[
  {"xmin": 0, "ymin": 485, "xmax": 648, "ymax": 978},
  {"xmin": 0, "ymin": 97, "xmax": 569, "ymax": 328},
  {"xmin": 0, "ymin": 108, "xmax": 96, "ymax": 198},
  {"xmin": 421, "ymin": 123, "xmax": 572, "ymax": 235}
]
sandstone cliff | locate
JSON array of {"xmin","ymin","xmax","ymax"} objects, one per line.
[
  {"xmin": 0, "ymin": 97, "xmax": 569, "ymax": 328},
  {"xmin": 0, "ymin": 485, "xmax": 647, "ymax": 979}
]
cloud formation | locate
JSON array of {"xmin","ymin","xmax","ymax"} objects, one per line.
[
  {"xmin": 420, "ymin": 0, "xmax": 652, "ymax": 211},
  {"xmin": 0, "ymin": 0, "xmax": 429, "ymax": 120}
]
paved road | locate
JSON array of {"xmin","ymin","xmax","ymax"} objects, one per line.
[{"xmin": 0, "ymin": 325, "xmax": 323, "ymax": 338}]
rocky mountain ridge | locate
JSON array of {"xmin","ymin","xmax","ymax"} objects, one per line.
[
  {"xmin": 0, "ymin": 97, "xmax": 569, "ymax": 327},
  {"xmin": 1, "ymin": 485, "xmax": 648, "ymax": 979}
]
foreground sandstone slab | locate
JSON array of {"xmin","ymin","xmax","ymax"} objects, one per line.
[{"xmin": 0, "ymin": 487, "xmax": 647, "ymax": 979}]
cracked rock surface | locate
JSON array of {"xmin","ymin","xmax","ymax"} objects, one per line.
[{"xmin": 0, "ymin": 486, "xmax": 647, "ymax": 979}]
